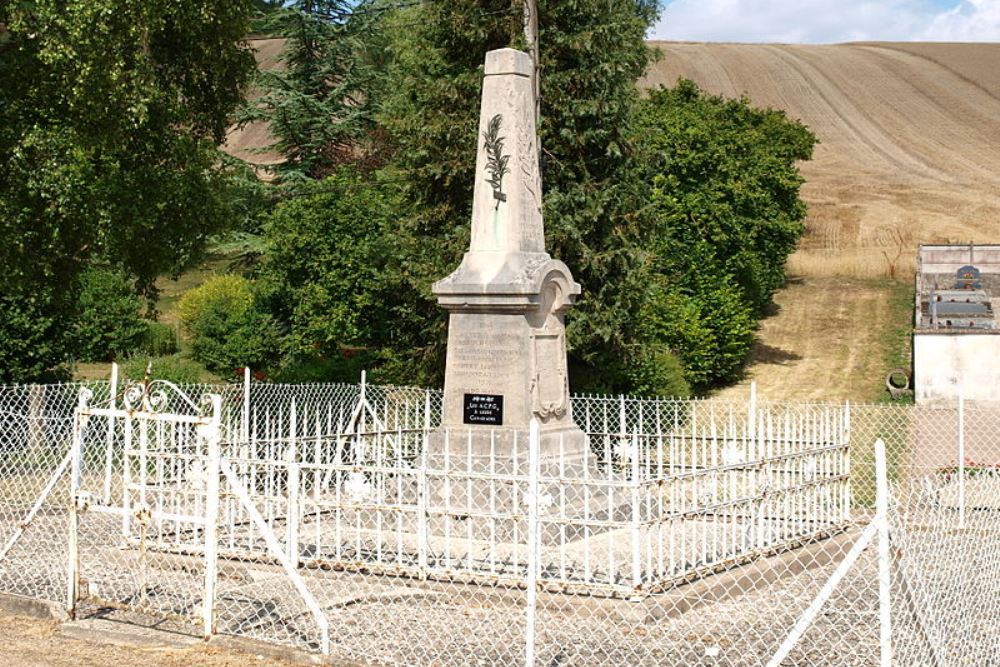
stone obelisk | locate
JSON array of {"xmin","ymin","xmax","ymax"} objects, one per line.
[{"xmin": 433, "ymin": 48, "xmax": 586, "ymax": 457}]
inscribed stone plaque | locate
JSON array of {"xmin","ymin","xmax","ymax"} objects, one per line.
[{"xmin": 463, "ymin": 394, "xmax": 504, "ymax": 426}]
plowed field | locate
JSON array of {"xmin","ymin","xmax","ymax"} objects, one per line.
[{"xmin": 643, "ymin": 43, "xmax": 1000, "ymax": 399}]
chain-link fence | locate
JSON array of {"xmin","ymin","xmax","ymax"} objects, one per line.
[{"xmin": 0, "ymin": 373, "xmax": 997, "ymax": 666}]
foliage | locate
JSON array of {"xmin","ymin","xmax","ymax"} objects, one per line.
[
  {"xmin": 633, "ymin": 81, "xmax": 815, "ymax": 387},
  {"xmin": 139, "ymin": 321, "xmax": 180, "ymax": 357},
  {"xmin": 122, "ymin": 355, "xmax": 206, "ymax": 385},
  {"xmin": 257, "ymin": 170, "xmax": 415, "ymax": 379},
  {"xmin": 72, "ymin": 267, "xmax": 148, "ymax": 362},
  {"xmin": 252, "ymin": 2, "xmax": 814, "ymax": 393},
  {"xmin": 622, "ymin": 344, "xmax": 692, "ymax": 398},
  {"xmin": 0, "ymin": 0, "xmax": 255, "ymax": 381},
  {"xmin": 178, "ymin": 275, "xmax": 282, "ymax": 373},
  {"xmin": 238, "ymin": 0, "xmax": 390, "ymax": 183}
]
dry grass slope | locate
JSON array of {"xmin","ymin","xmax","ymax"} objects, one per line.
[
  {"xmin": 642, "ymin": 42, "xmax": 1000, "ymax": 399},
  {"xmin": 643, "ymin": 42, "xmax": 1000, "ymax": 280}
]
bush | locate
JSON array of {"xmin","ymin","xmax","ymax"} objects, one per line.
[
  {"xmin": 624, "ymin": 345, "xmax": 692, "ymax": 398},
  {"xmin": 628, "ymin": 79, "xmax": 815, "ymax": 389},
  {"xmin": 122, "ymin": 355, "xmax": 205, "ymax": 384},
  {"xmin": 73, "ymin": 267, "xmax": 147, "ymax": 362},
  {"xmin": 139, "ymin": 321, "xmax": 179, "ymax": 356},
  {"xmin": 178, "ymin": 275, "xmax": 282, "ymax": 373}
]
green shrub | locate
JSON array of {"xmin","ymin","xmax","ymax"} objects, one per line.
[
  {"xmin": 139, "ymin": 321, "xmax": 179, "ymax": 357},
  {"xmin": 178, "ymin": 275, "xmax": 282, "ymax": 373},
  {"xmin": 122, "ymin": 355, "xmax": 205, "ymax": 384},
  {"xmin": 625, "ymin": 345, "xmax": 692, "ymax": 399},
  {"xmin": 73, "ymin": 267, "xmax": 147, "ymax": 362}
]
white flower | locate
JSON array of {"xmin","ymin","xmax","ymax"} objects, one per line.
[
  {"xmin": 343, "ymin": 471, "xmax": 373, "ymax": 502},
  {"xmin": 613, "ymin": 439, "xmax": 637, "ymax": 462},
  {"xmin": 523, "ymin": 490, "xmax": 554, "ymax": 513}
]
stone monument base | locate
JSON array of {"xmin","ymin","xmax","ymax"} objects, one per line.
[{"xmin": 423, "ymin": 426, "xmax": 631, "ymax": 528}]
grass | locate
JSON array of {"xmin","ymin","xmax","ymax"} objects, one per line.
[
  {"xmin": 72, "ymin": 233, "xmax": 257, "ymax": 384},
  {"xmin": 871, "ymin": 278, "xmax": 915, "ymax": 404}
]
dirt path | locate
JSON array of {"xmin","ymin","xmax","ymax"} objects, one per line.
[
  {"xmin": 711, "ymin": 277, "xmax": 906, "ymax": 402},
  {"xmin": 0, "ymin": 612, "xmax": 301, "ymax": 667}
]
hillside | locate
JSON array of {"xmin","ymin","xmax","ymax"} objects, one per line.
[
  {"xmin": 639, "ymin": 43, "xmax": 1000, "ymax": 401},
  {"xmin": 643, "ymin": 42, "xmax": 1000, "ymax": 280}
]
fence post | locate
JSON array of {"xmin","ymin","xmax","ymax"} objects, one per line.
[
  {"xmin": 243, "ymin": 366, "xmax": 251, "ymax": 445},
  {"xmin": 202, "ymin": 394, "xmax": 222, "ymax": 640},
  {"xmin": 287, "ymin": 399, "xmax": 300, "ymax": 569},
  {"xmin": 630, "ymin": 433, "xmax": 642, "ymax": 595},
  {"xmin": 748, "ymin": 381, "xmax": 758, "ymax": 441},
  {"xmin": 417, "ymin": 392, "xmax": 430, "ymax": 579},
  {"xmin": 874, "ymin": 438, "xmax": 893, "ymax": 667},
  {"xmin": 843, "ymin": 400, "xmax": 852, "ymax": 522},
  {"xmin": 66, "ymin": 400, "xmax": 85, "ymax": 618},
  {"xmin": 957, "ymin": 389, "xmax": 966, "ymax": 530},
  {"xmin": 525, "ymin": 418, "xmax": 540, "ymax": 667},
  {"xmin": 102, "ymin": 362, "xmax": 119, "ymax": 504}
]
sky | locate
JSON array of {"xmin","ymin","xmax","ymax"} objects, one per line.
[{"xmin": 650, "ymin": 0, "xmax": 1000, "ymax": 43}]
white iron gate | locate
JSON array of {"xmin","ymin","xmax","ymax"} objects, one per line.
[{"xmin": 68, "ymin": 380, "xmax": 223, "ymax": 633}]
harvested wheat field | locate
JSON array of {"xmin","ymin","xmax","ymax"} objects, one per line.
[
  {"xmin": 643, "ymin": 42, "xmax": 1000, "ymax": 399},
  {"xmin": 644, "ymin": 42, "xmax": 1000, "ymax": 279}
]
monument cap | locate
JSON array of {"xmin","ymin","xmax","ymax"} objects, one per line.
[{"xmin": 484, "ymin": 48, "xmax": 532, "ymax": 77}]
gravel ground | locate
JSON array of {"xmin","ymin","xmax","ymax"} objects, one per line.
[{"xmin": 2, "ymin": 496, "xmax": 996, "ymax": 667}]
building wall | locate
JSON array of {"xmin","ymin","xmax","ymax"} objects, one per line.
[
  {"xmin": 914, "ymin": 332, "xmax": 1000, "ymax": 404},
  {"xmin": 918, "ymin": 244, "xmax": 1000, "ymax": 274}
]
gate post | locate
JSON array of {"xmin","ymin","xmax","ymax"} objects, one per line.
[
  {"xmin": 67, "ymin": 390, "xmax": 89, "ymax": 617},
  {"xmin": 202, "ymin": 394, "xmax": 223, "ymax": 640}
]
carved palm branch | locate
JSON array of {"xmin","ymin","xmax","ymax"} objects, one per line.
[{"xmin": 483, "ymin": 114, "xmax": 510, "ymax": 206}]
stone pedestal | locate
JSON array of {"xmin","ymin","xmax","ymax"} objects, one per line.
[{"xmin": 432, "ymin": 48, "xmax": 586, "ymax": 459}]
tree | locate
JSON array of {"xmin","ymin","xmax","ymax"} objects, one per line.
[
  {"xmin": 373, "ymin": 0, "xmax": 662, "ymax": 388},
  {"xmin": 238, "ymin": 1, "xmax": 390, "ymax": 184},
  {"xmin": 0, "ymin": 0, "xmax": 255, "ymax": 381},
  {"xmin": 633, "ymin": 81, "xmax": 815, "ymax": 388},
  {"xmin": 256, "ymin": 170, "xmax": 426, "ymax": 381},
  {"xmin": 254, "ymin": 1, "xmax": 815, "ymax": 394},
  {"xmin": 72, "ymin": 267, "xmax": 148, "ymax": 362},
  {"xmin": 178, "ymin": 275, "xmax": 282, "ymax": 374}
]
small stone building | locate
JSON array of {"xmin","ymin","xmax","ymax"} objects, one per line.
[{"xmin": 914, "ymin": 244, "xmax": 1000, "ymax": 404}]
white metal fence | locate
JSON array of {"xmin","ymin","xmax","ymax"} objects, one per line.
[{"xmin": 0, "ymin": 368, "xmax": 997, "ymax": 665}]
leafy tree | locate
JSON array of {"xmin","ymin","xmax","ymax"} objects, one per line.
[
  {"xmin": 72, "ymin": 267, "xmax": 148, "ymax": 362},
  {"xmin": 634, "ymin": 80, "xmax": 815, "ymax": 387},
  {"xmin": 256, "ymin": 170, "xmax": 420, "ymax": 381},
  {"xmin": 238, "ymin": 1, "xmax": 390, "ymax": 184},
  {"xmin": 0, "ymin": 0, "xmax": 255, "ymax": 381}
]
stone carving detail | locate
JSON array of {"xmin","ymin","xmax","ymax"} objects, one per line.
[
  {"xmin": 512, "ymin": 255, "xmax": 549, "ymax": 285},
  {"xmin": 517, "ymin": 96, "xmax": 541, "ymax": 212},
  {"xmin": 483, "ymin": 114, "xmax": 510, "ymax": 207},
  {"xmin": 531, "ymin": 321, "xmax": 569, "ymax": 420},
  {"xmin": 530, "ymin": 281, "xmax": 569, "ymax": 421}
]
